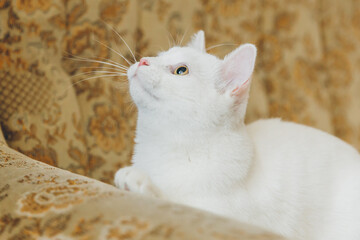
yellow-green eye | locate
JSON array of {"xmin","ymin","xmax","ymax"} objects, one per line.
[{"xmin": 173, "ymin": 65, "xmax": 189, "ymax": 75}]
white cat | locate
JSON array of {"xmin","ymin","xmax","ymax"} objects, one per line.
[{"xmin": 114, "ymin": 31, "xmax": 360, "ymax": 240}]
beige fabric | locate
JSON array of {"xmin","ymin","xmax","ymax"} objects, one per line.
[
  {"xmin": 0, "ymin": 143, "xmax": 283, "ymax": 239},
  {"xmin": 0, "ymin": 127, "xmax": 6, "ymax": 146}
]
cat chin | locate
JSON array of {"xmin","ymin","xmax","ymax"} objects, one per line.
[
  {"xmin": 127, "ymin": 62, "xmax": 138, "ymax": 79},
  {"xmin": 137, "ymin": 83, "xmax": 159, "ymax": 101},
  {"xmin": 129, "ymin": 81, "xmax": 160, "ymax": 109}
]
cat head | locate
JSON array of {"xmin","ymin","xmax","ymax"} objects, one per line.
[{"xmin": 127, "ymin": 31, "xmax": 256, "ymax": 131}]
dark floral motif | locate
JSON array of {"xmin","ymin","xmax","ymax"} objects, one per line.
[
  {"xmin": 99, "ymin": 0, "xmax": 130, "ymax": 24},
  {"xmin": 0, "ymin": 184, "xmax": 9, "ymax": 202},
  {"xmin": 0, "ymin": 214, "xmax": 21, "ymax": 236},
  {"xmin": 22, "ymin": 145, "xmax": 58, "ymax": 167},
  {"xmin": 88, "ymin": 104, "xmax": 127, "ymax": 153},
  {"xmin": 62, "ymin": 21, "xmax": 109, "ymax": 75}
]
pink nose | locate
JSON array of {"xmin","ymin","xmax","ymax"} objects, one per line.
[{"xmin": 139, "ymin": 58, "xmax": 149, "ymax": 66}]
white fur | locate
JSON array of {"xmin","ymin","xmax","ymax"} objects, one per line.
[{"xmin": 114, "ymin": 31, "xmax": 360, "ymax": 240}]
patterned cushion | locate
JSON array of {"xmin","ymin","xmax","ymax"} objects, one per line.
[{"xmin": 0, "ymin": 142, "xmax": 283, "ymax": 239}]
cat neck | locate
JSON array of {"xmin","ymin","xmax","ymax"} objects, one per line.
[{"xmin": 132, "ymin": 111, "xmax": 254, "ymax": 182}]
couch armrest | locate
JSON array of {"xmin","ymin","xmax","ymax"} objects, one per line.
[
  {"xmin": 0, "ymin": 127, "xmax": 6, "ymax": 146},
  {"xmin": 0, "ymin": 143, "xmax": 284, "ymax": 240}
]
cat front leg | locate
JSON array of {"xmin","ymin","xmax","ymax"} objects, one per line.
[{"xmin": 114, "ymin": 167, "xmax": 162, "ymax": 198}]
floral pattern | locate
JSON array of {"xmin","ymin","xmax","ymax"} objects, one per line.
[
  {"xmin": 89, "ymin": 103, "xmax": 127, "ymax": 153},
  {"xmin": 15, "ymin": 0, "xmax": 52, "ymax": 14},
  {"xmin": 19, "ymin": 184, "xmax": 97, "ymax": 216},
  {"xmin": 0, "ymin": 144, "xmax": 282, "ymax": 239},
  {"xmin": 0, "ymin": 0, "xmax": 359, "ymax": 238}
]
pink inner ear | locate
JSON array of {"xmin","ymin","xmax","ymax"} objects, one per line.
[
  {"xmin": 231, "ymin": 78, "xmax": 250, "ymax": 97},
  {"xmin": 222, "ymin": 44, "xmax": 256, "ymax": 97},
  {"xmin": 223, "ymin": 56, "xmax": 252, "ymax": 96}
]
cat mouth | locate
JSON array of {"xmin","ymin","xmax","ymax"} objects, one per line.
[
  {"xmin": 138, "ymin": 81, "xmax": 159, "ymax": 101},
  {"xmin": 127, "ymin": 64, "xmax": 159, "ymax": 101},
  {"xmin": 130, "ymin": 74, "xmax": 159, "ymax": 101}
]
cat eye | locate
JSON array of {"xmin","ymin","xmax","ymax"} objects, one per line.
[{"xmin": 173, "ymin": 65, "xmax": 189, "ymax": 75}]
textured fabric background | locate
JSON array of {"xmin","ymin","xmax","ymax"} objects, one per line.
[{"xmin": 1, "ymin": 0, "xmax": 360, "ymax": 185}]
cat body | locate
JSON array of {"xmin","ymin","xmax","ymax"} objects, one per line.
[{"xmin": 114, "ymin": 31, "xmax": 360, "ymax": 240}]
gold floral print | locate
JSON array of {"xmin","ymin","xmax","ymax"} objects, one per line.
[
  {"xmin": 102, "ymin": 216, "xmax": 151, "ymax": 240},
  {"xmin": 62, "ymin": 21, "xmax": 109, "ymax": 75},
  {"xmin": 19, "ymin": 185, "xmax": 98, "ymax": 215},
  {"xmin": 0, "ymin": 184, "xmax": 9, "ymax": 202},
  {"xmin": 0, "ymin": 0, "xmax": 10, "ymax": 9},
  {"xmin": 99, "ymin": 0, "xmax": 130, "ymax": 24},
  {"xmin": 22, "ymin": 145, "xmax": 58, "ymax": 167},
  {"xmin": 218, "ymin": 0, "xmax": 244, "ymax": 17},
  {"xmin": 88, "ymin": 104, "xmax": 126, "ymax": 153},
  {"xmin": 15, "ymin": 0, "xmax": 52, "ymax": 14}
]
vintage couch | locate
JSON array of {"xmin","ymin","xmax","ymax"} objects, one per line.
[{"xmin": 1, "ymin": 0, "xmax": 359, "ymax": 239}]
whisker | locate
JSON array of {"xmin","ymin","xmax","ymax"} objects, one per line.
[
  {"xmin": 63, "ymin": 74, "xmax": 125, "ymax": 94},
  {"xmin": 112, "ymin": 81, "xmax": 128, "ymax": 91},
  {"xmin": 71, "ymin": 74, "xmax": 124, "ymax": 86},
  {"xmin": 64, "ymin": 50, "xmax": 130, "ymax": 71},
  {"xmin": 96, "ymin": 57, "xmax": 129, "ymax": 69},
  {"xmin": 206, "ymin": 43, "xmax": 237, "ymax": 51},
  {"xmin": 102, "ymin": 20, "xmax": 137, "ymax": 63},
  {"xmin": 71, "ymin": 71, "xmax": 127, "ymax": 78},
  {"xmin": 66, "ymin": 53, "xmax": 128, "ymax": 69},
  {"xmin": 77, "ymin": 54, "xmax": 129, "ymax": 69},
  {"xmin": 168, "ymin": 31, "xmax": 176, "ymax": 47},
  {"xmin": 167, "ymin": 35, "xmax": 171, "ymax": 48},
  {"xmin": 125, "ymin": 100, "xmax": 137, "ymax": 114},
  {"xmin": 68, "ymin": 57, "xmax": 128, "ymax": 71},
  {"xmin": 135, "ymin": 52, "xmax": 142, "ymax": 59},
  {"xmin": 156, "ymin": 45, "xmax": 165, "ymax": 52},
  {"xmin": 179, "ymin": 27, "xmax": 189, "ymax": 46},
  {"xmin": 176, "ymin": 31, "xmax": 181, "ymax": 46},
  {"xmin": 93, "ymin": 38, "xmax": 132, "ymax": 65},
  {"xmin": 101, "ymin": 21, "xmax": 130, "ymax": 64},
  {"xmin": 78, "ymin": 66, "xmax": 127, "ymax": 72}
]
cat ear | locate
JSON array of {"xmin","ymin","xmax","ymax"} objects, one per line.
[
  {"xmin": 187, "ymin": 30, "xmax": 205, "ymax": 52},
  {"xmin": 221, "ymin": 44, "xmax": 257, "ymax": 98}
]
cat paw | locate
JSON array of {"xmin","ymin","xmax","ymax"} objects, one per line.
[{"xmin": 114, "ymin": 167, "xmax": 161, "ymax": 198}]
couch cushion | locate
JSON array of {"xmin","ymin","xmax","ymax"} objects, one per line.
[{"xmin": 0, "ymin": 143, "xmax": 284, "ymax": 240}]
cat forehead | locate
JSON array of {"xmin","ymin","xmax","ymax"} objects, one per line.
[{"xmin": 157, "ymin": 47, "xmax": 203, "ymax": 65}]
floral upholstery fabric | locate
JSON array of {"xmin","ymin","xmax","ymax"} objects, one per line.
[
  {"xmin": 0, "ymin": 0, "xmax": 137, "ymax": 184},
  {"xmin": 0, "ymin": 140, "xmax": 283, "ymax": 239},
  {"xmin": 1, "ymin": 0, "xmax": 359, "ymax": 238}
]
